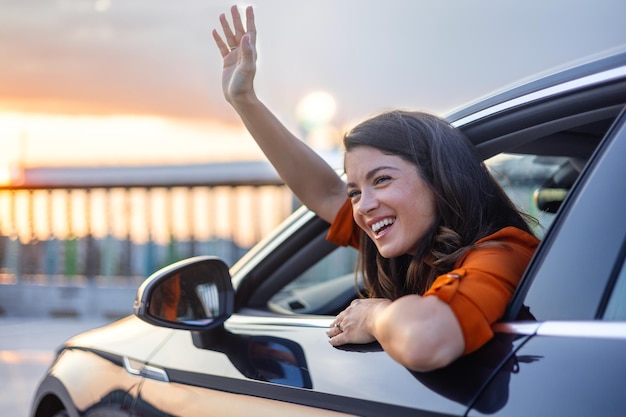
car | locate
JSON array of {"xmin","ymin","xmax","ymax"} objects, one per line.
[{"xmin": 31, "ymin": 48, "xmax": 626, "ymax": 417}]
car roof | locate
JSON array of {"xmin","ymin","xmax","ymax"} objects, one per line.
[{"xmin": 445, "ymin": 47, "xmax": 626, "ymax": 126}]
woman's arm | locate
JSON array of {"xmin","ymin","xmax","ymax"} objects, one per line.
[
  {"xmin": 212, "ymin": 6, "xmax": 347, "ymax": 223},
  {"xmin": 328, "ymin": 295, "xmax": 465, "ymax": 372}
]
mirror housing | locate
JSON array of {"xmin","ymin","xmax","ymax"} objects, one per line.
[
  {"xmin": 533, "ymin": 187, "xmax": 569, "ymax": 213},
  {"xmin": 134, "ymin": 256, "xmax": 234, "ymax": 331},
  {"xmin": 533, "ymin": 158, "xmax": 582, "ymax": 214}
]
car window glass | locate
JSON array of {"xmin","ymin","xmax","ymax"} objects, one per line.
[
  {"xmin": 287, "ymin": 244, "xmax": 358, "ymax": 288},
  {"xmin": 484, "ymin": 153, "xmax": 575, "ymax": 237},
  {"xmin": 268, "ymin": 245, "xmax": 358, "ymax": 315},
  {"xmin": 603, "ymin": 248, "xmax": 626, "ymax": 320}
]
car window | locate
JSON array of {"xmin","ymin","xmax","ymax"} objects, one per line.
[
  {"xmin": 268, "ymin": 244, "xmax": 358, "ymax": 315},
  {"xmin": 284, "ymin": 244, "xmax": 358, "ymax": 289},
  {"xmin": 484, "ymin": 153, "xmax": 577, "ymax": 237},
  {"xmin": 603, "ymin": 247, "xmax": 626, "ymax": 320},
  {"xmin": 267, "ymin": 152, "xmax": 575, "ymax": 316}
]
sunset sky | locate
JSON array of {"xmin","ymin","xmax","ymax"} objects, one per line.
[{"xmin": 1, "ymin": 0, "xmax": 625, "ymax": 171}]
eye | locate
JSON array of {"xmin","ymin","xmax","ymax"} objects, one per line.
[
  {"xmin": 374, "ymin": 175, "xmax": 391, "ymax": 185},
  {"xmin": 347, "ymin": 189, "xmax": 361, "ymax": 199}
]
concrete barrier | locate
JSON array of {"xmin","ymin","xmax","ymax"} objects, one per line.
[{"xmin": 0, "ymin": 275, "xmax": 143, "ymax": 319}]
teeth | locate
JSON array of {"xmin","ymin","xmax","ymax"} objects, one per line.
[{"xmin": 372, "ymin": 218, "xmax": 395, "ymax": 234}]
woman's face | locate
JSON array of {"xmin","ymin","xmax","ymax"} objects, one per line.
[{"xmin": 345, "ymin": 146, "xmax": 437, "ymax": 258}]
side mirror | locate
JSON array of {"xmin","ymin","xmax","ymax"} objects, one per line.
[{"xmin": 134, "ymin": 256, "xmax": 234, "ymax": 331}]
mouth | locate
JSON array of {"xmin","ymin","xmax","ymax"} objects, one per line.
[{"xmin": 371, "ymin": 217, "xmax": 395, "ymax": 236}]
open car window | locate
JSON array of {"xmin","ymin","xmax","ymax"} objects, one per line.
[
  {"xmin": 485, "ymin": 153, "xmax": 578, "ymax": 237},
  {"xmin": 246, "ymin": 53, "xmax": 626, "ymax": 318},
  {"xmin": 265, "ymin": 151, "xmax": 578, "ymax": 316},
  {"xmin": 268, "ymin": 244, "xmax": 358, "ymax": 315}
]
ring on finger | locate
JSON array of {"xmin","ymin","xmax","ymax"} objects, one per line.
[{"xmin": 335, "ymin": 322, "xmax": 342, "ymax": 331}]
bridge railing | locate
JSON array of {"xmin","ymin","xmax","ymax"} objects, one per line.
[{"xmin": 0, "ymin": 161, "xmax": 296, "ymax": 285}]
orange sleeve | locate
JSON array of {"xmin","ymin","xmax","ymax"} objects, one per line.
[
  {"xmin": 326, "ymin": 198, "xmax": 361, "ymax": 249},
  {"xmin": 423, "ymin": 227, "xmax": 539, "ymax": 355}
]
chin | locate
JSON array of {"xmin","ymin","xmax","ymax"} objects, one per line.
[{"xmin": 376, "ymin": 246, "xmax": 404, "ymax": 259}]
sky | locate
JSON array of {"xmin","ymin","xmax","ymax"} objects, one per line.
[{"xmin": 1, "ymin": 0, "xmax": 625, "ymax": 171}]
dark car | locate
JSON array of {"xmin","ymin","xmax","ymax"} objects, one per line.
[{"xmin": 31, "ymin": 49, "xmax": 626, "ymax": 417}]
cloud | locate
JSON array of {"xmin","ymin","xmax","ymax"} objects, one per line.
[
  {"xmin": 0, "ymin": 0, "xmax": 224, "ymax": 118},
  {"xmin": 2, "ymin": 0, "xmax": 626, "ymax": 121}
]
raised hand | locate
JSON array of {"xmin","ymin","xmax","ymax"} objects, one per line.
[
  {"xmin": 210, "ymin": 5, "xmax": 347, "ymax": 225},
  {"xmin": 212, "ymin": 6, "xmax": 257, "ymax": 105}
]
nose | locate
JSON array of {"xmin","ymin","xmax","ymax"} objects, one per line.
[{"xmin": 357, "ymin": 189, "xmax": 379, "ymax": 215}]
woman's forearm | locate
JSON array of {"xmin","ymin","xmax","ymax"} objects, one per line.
[
  {"xmin": 372, "ymin": 295, "xmax": 465, "ymax": 372},
  {"xmin": 232, "ymin": 95, "xmax": 347, "ymax": 223},
  {"xmin": 214, "ymin": 7, "xmax": 346, "ymax": 223}
]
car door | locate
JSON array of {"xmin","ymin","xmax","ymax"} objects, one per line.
[
  {"xmin": 468, "ymin": 110, "xmax": 626, "ymax": 416},
  {"xmin": 134, "ymin": 321, "xmax": 483, "ymax": 417}
]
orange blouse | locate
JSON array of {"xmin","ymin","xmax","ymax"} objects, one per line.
[{"xmin": 326, "ymin": 199, "xmax": 539, "ymax": 355}]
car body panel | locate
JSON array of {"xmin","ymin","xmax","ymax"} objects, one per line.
[
  {"xmin": 137, "ymin": 379, "xmax": 356, "ymax": 417},
  {"xmin": 32, "ymin": 349, "xmax": 139, "ymax": 417},
  {"xmin": 63, "ymin": 316, "xmax": 175, "ymax": 358},
  {"xmin": 31, "ymin": 316, "xmax": 174, "ymax": 417},
  {"xmin": 470, "ymin": 328, "xmax": 626, "ymax": 416},
  {"xmin": 446, "ymin": 47, "xmax": 626, "ymax": 128},
  {"xmin": 139, "ymin": 316, "xmax": 535, "ymax": 417}
]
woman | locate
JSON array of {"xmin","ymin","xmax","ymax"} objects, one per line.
[{"xmin": 213, "ymin": 6, "xmax": 539, "ymax": 371}]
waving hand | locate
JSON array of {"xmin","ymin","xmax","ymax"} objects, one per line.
[
  {"xmin": 212, "ymin": 6, "xmax": 257, "ymax": 105},
  {"xmin": 211, "ymin": 5, "xmax": 347, "ymax": 225}
]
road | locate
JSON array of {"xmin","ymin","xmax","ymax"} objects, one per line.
[{"xmin": 0, "ymin": 317, "xmax": 114, "ymax": 417}]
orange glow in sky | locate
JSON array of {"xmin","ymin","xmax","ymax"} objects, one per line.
[
  {"xmin": 1, "ymin": 1, "xmax": 624, "ymax": 170},
  {"xmin": 0, "ymin": 111, "xmax": 265, "ymax": 169}
]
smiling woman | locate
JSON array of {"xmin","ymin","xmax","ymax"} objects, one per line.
[{"xmin": 212, "ymin": 5, "xmax": 541, "ymax": 371}]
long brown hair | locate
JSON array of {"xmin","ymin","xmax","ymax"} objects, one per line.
[{"xmin": 343, "ymin": 110, "xmax": 535, "ymax": 300}]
